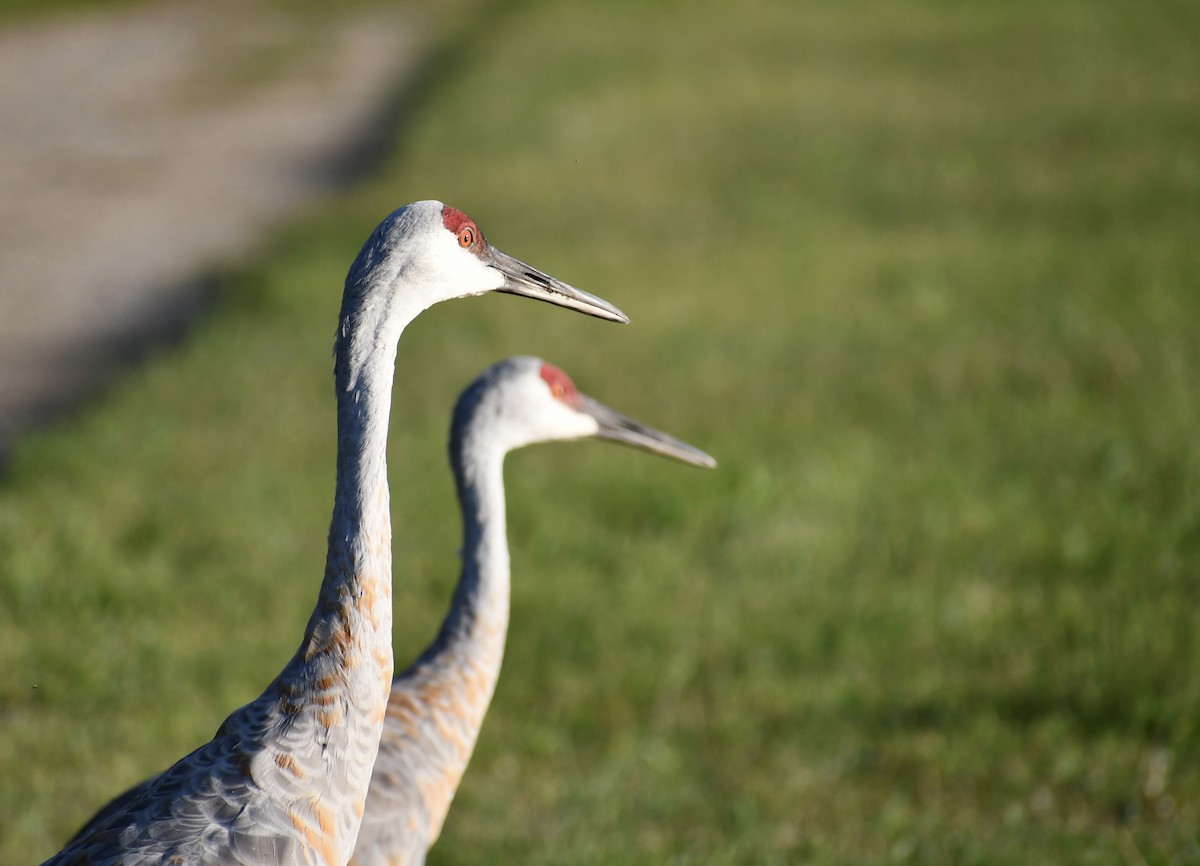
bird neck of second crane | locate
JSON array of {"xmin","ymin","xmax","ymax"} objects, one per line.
[{"xmin": 436, "ymin": 438, "xmax": 511, "ymax": 662}]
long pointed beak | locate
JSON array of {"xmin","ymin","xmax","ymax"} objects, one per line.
[
  {"xmin": 580, "ymin": 394, "xmax": 717, "ymax": 468},
  {"xmin": 485, "ymin": 245, "xmax": 629, "ymax": 323}
]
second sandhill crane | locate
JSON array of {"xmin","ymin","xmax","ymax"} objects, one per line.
[
  {"xmin": 348, "ymin": 356, "xmax": 715, "ymax": 866},
  {"xmin": 46, "ymin": 202, "xmax": 627, "ymax": 866}
]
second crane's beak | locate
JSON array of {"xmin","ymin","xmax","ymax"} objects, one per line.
[
  {"xmin": 580, "ymin": 394, "xmax": 717, "ymax": 469},
  {"xmin": 485, "ymin": 245, "xmax": 629, "ymax": 324}
]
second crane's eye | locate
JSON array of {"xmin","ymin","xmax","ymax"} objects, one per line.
[
  {"xmin": 551, "ymin": 383, "xmax": 565, "ymax": 399},
  {"xmin": 458, "ymin": 227, "xmax": 475, "ymax": 248}
]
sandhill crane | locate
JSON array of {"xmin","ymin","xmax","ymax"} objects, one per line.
[
  {"xmin": 45, "ymin": 201, "xmax": 627, "ymax": 866},
  {"xmin": 348, "ymin": 356, "xmax": 715, "ymax": 866}
]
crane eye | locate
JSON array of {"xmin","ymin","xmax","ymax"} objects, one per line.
[
  {"xmin": 458, "ymin": 227, "xmax": 475, "ymax": 248},
  {"xmin": 550, "ymin": 383, "xmax": 565, "ymax": 399}
]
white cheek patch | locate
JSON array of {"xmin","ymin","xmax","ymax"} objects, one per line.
[
  {"xmin": 426, "ymin": 229, "xmax": 504, "ymax": 297},
  {"xmin": 556, "ymin": 402, "xmax": 601, "ymax": 441}
]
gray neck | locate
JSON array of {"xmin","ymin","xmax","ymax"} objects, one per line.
[
  {"xmin": 422, "ymin": 430, "xmax": 510, "ymax": 665},
  {"xmin": 307, "ymin": 285, "xmax": 420, "ymax": 629},
  {"xmin": 256, "ymin": 277, "xmax": 425, "ymax": 862}
]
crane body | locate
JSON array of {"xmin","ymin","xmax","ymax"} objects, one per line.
[
  {"xmin": 47, "ymin": 203, "xmax": 626, "ymax": 866},
  {"xmin": 348, "ymin": 356, "xmax": 715, "ymax": 865}
]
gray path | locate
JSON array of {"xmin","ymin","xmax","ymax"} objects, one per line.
[{"xmin": 0, "ymin": 1, "xmax": 426, "ymax": 455}]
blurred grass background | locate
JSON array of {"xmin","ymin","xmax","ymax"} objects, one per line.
[{"xmin": 3, "ymin": 0, "xmax": 1200, "ymax": 862}]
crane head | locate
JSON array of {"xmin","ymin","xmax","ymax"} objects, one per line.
[
  {"xmin": 345, "ymin": 201, "xmax": 628, "ymax": 323},
  {"xmin": 452, "ymin": 356, "xmax": 716, "ymax": 468}
]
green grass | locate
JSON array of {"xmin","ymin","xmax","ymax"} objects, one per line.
[
  {"xmin": 3, "ymin": 0, "xmax": 1200, "ymax": 862},
  {"xmin": 0, "ymin": 0, "xmax": 398, "ymax": 25},
  {"xmin": 0, "ymin": 0, "xmax": 151, "ymax": 23}
]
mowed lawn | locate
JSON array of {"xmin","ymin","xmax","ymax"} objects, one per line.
[{"xmin": 3, "ymin": 0, "xmax": 1199, "ymax": 862}]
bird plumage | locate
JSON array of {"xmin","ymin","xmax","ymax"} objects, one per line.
[
  {"xmin": 347, "ymin": 356, "xmax": 715, "ymax": 866},
  {"xmin": 48, "ymin": 203, "xmax": 626, "ymax": 866}
]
